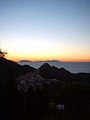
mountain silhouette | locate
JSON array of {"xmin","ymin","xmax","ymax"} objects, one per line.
[{"xmin": 39, "ymin": 63, "xmax": 75, "ymax": 83}]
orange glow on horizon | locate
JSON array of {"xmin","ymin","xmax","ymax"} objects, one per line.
[
  {"xmin": 2, "ymin": 38, "xmax": 90, "ymax": 62},
  {"xmin": 5, "ymin": 44, "xmax": 90, "ymax": 62},
  {"xmin": 6, "ymin": 53, "xmax": 90, "ymax": 62}
]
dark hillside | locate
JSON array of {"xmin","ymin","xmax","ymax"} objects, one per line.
[
  {"xmin": 0, "ymin": 58, "xmax": 90, "ymax": 120},
  {"xmin": 75, "ymin": 73, "xmax": 90, "ymax": 84},
  {"xmin": 0, "ymin": 57, "xmax": 36, "ymax": 120},
  {"xmin": 0, "ymin": 57, "xmax": 36, "ymax": 77}
]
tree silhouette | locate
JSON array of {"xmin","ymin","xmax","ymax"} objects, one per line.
[{"xmin": 0, "ymin": 49, "xmax": 7, "ymax": 57}]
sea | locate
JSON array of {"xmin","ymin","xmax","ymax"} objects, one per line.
[{"xmin": 18, "ymin": 61, "xmax": 90, "ymax": 73}]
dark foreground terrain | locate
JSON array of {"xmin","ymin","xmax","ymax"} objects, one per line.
[{"xmin": 0, "ymin": 57, "xmax": 90, "ymax": 120}]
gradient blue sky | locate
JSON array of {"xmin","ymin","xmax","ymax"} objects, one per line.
[{"xmin": 0, "ymin": 0, "xmax": 90, "ymax": 61}]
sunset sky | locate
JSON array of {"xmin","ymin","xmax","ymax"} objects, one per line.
[{"xmin": 0, "ymin": 0, "xmax": 90, "ymax": 62}]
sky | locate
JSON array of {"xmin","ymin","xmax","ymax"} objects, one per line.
[{"xmin": 0, "ymin": 0, "xmax": 90, "ymax": 62}]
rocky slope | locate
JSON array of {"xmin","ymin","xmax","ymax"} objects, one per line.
[{"xmin": 16, "ymin": 71, "xmax": 60, "ymax": 93}]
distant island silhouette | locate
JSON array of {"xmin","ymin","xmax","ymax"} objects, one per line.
[{"xmin": 18, "ymin": 60, "xmax": 61, "ymax": 63}]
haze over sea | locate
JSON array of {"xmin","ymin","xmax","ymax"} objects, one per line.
[{"xmin": 18, "ymin": 61, "xmax": 90, "ymax": 73}]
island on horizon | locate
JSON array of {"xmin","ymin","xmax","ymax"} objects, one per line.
[{"xmin": 18, "ymin": 59, "xmax": 61, "ymax": 63}]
